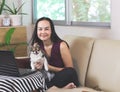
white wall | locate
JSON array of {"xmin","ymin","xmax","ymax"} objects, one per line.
[
  {"xmin": 55, "ymin": 26, "xmax": 111, "ymax": 39},
  {"xmin": 111, "ymin": 0, "xmax": 120, "ymax": 39},
  {"xmin": 7, "ymin": 0, "xmax": 120, "ymax": 40}
]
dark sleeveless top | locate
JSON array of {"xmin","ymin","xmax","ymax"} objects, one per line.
[{"xmin": 39, "ymin": 41, "xmax": 64, "ymax": 68}]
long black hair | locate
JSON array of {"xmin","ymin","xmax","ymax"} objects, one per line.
[{"xmin": 30, "ymin": 17, "xmax": 62, "ymax": 45}]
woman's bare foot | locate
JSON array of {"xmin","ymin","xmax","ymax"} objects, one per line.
[
  {"xmin": 63, "ymin": 82, "xmax": 76, "ymax": 89},
  {"xmin": 48, "ymin": 83, "xmax": 76, "ymax": 90}
]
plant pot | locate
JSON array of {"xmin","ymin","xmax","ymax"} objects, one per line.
[
  {"xmin": 0, "ymin": 15, "xmax": 4, "ymax": 27},
  {"xmin": 9, "ymin": 15, "xmax": 22, "ymax": 26}
]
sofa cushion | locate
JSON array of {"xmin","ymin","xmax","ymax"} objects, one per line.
[
  {"xmin": 46, "ymin": 86, "xmax": 101, "ymax": 92},
  {"xmin": 86, "ymin": 39, "xmax": 120, "ymax": 92},
  {"xmin": 63, "ymin": 35, "xmax": 94, "ymax": 86}
]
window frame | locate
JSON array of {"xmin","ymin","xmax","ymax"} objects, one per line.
[{"xmin": 32, "ymin": 0, "xmax": 110, "ymax": 28}]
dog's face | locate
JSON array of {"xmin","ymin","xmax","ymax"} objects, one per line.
[
  {"xmin": 30, "ymin": 43, "xmax": 45, "ymax": 63},
  {"xmin": 31, "ymin": 43, "xmax": 43, "ymax": 55}
]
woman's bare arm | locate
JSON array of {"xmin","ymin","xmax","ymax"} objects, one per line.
[{"xmin": 48, "ymin": 41, "xmax": 73, "ymax": 72}]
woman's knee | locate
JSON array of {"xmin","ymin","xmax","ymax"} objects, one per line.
[{"xmin": 63, "ymin": 67, "xmax": 77, "ymax": 76}]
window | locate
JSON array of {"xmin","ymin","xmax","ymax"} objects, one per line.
[{"xmin": 33, "ymin": 0, "xmax": 110, "ymax": 27}]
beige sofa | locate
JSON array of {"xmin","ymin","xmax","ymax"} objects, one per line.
[
  {"xmin": 17, "ymin": 35, "xmax": 120, "ymax": 92},
  {"xmin": 47, "ymin": 35, "xmax": 120, "ymax": 92}
]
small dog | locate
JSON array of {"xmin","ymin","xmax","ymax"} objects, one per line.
[
  {"xmin": 30, "ymin": 43, "xmax": 54, "ymax": 81},
  {"xmin": 30, "ymin": 43, "xmax": 48, "ymax": 71}
]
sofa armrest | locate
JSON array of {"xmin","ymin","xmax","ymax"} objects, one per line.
[{"xmin": 15, "ymin": 56, "xmax": 31, "ymax": 69}]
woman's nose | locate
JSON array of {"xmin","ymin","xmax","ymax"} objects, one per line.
[{"xmin": 41, "ymin": 29, "xmax": 45, "ymax": 33}]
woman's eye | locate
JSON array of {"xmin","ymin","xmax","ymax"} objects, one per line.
[
  {"xmin": 45, "ymin": 28, "xmax": 49, "ymax": 31},
  {"xmin": 38, "ymin": 28, "xmax": 42, "ymax": 31},
  {"xmin": 37, "ymin": 27, "xmax": 50, "ymax": 31}
]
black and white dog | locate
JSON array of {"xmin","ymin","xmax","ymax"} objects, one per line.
[{"xmin": 30, "ymin": 43, "xmax": 54, "ymax": 81}]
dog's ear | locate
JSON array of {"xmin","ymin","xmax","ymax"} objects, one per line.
[
  {"xmin": 31, "ymin": 43, "xmax": 40, "ymax": 51},
  {"xmin": 33, "ymin": 42, "xmax": 38, "ymax": 47}
]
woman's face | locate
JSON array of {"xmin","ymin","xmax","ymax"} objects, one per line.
[{"xmin": 37, "ymin": 20, "xmax": 52, "ymax": 41}]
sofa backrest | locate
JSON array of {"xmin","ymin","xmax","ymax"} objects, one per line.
[
  {"xmin": 85, "ymin": 39, "xmax": 120, "ymax": 92},
  {"xmin": 63, "ymin": 35, "xmax": 94, "ymax": 86}
]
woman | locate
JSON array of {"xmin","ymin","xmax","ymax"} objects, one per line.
[{"xmin": 30, "ymin": 17, "xmax": 80, "ymax": 89}]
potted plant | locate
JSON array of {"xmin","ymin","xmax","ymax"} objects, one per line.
[
  {"xmin": 4, "ymin": 2, "xmax": 27, "ymax": 26},
  {"xmin": 0, "ymin": 0, "xmax": 5, "ymax": 26}
]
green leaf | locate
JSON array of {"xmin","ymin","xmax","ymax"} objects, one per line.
[
  {"xmin": 0, "ymin": 0, "xmax": 5, "ymax": 14},
  {"xmin": 4, "ymin": 2, "xmax": 27, "ymax": 15},
  {"xmin": 5, "ymin": 28, "xmax": 15, "ymax": 45}
]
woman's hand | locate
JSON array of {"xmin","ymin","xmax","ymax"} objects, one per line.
[{"xmin": 34, "ymin": 59, "xmax": 44, "ymax": 70}]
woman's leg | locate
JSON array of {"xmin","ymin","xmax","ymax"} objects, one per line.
[{"xmin": 46, "ymin": 67, "xmax": 80, "ymax": 88}]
